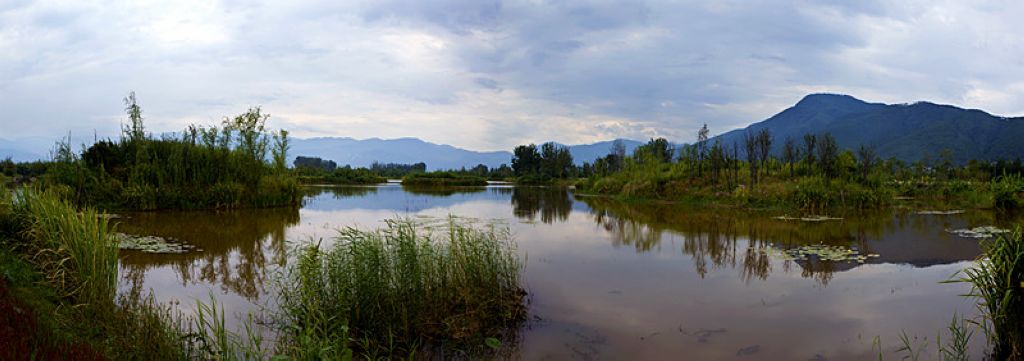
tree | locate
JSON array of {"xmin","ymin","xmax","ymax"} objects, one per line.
[
  {"xmin": 635, "ymin": 138, "xmax": 674, "ymax": 164},
  {"xmin": 123, "ymin": 91, "xmax": 145, "ymax": 143},
  {"xmin": 226, "ymin": 107, "xmax": 270, "ymax": 162},
  {"xmin": 803, "ymin": 133, "xmax": 817, "ymax": 169},
  {"xmin": 756, "ymin": 128, "xmax": 773, "ymax": 176},
  {"xmin": 539, "ymin": 142, "xmax": 574, "ymax": 178},
  {"xmin": 817, "ymin": 133, "xmax": 838, "ymax": 178},
  {"xmin": 782, "ymin": 137, "xmax": 799, "ymax": 177},
  {"xmin": 696, "ymin": 124, "xmax": 709, "ymax": 177},
  {"xmin": 744, "ymin": 131, "xmax": 759, "ymax": 186},
  {"xmin": 606, "ymin": 139, "xmax": 627, "ymax": 173},
  {"xmin": 272, "ymin": 129, "xmax": 290, "ymax": 173},
  {"xmin": 708, "ymin": 140, "xmax": 725, "ymax": 184},
  {"xmin": 856, "ymin": 144, "xmax": 876, "ymax": 182},
  {"xmin": 512, "ymin": 144, "xmax": 542, "ymax": 176}
]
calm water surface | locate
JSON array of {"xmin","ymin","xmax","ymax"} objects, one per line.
[{"xmin": 116, "ymin": 185, "xmax": 1020, "ymax": 360}]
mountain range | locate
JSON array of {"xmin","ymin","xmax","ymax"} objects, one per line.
[
  {"xmin": 3, "ymin": 93, "xmax": 1022, "ymax": 167},
  {"xmin": 713, "ymin": 93, "xmax": 1024, "ymax": 164},
  {"xmin": 289, "ymin": 137, "xmax": 643, "ymax": 170}
]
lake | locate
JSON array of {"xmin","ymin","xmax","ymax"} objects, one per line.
[{"xmin": 116, "ymin": 184, "xmax": 1016, "ymax": 360}]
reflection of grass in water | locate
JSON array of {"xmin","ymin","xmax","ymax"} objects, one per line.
[{"xmin": 277, "ymin": 217, "xmax": 526, "ymax": 358}]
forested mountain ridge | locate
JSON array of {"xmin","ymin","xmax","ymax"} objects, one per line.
[{"xmin": 713, "ymin": 93, "xmax": 1024, "ymax": 164}]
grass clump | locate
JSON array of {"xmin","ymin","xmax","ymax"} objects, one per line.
[
  {"xmin": 0, "ymin": 188, "xmax": 191, "ymax": 359},
  {"xmin": 957, "ymin": 227, "xmax": 1024, "ymax": 360},
  {"xmin": 277, "ymin": 217, "xmax": 527, "ymax": 357},
  {"xmin": 8, "ymin": 188, "xmax": 118, "ymax": 305},
  {"xmin": 401, "ymin": 171, "xmax": 488, "ymax": 186}
]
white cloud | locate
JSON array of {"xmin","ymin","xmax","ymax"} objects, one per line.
[{"xmin": 1, "ymin": 0, "xmax": 1022, "ymax": 151}]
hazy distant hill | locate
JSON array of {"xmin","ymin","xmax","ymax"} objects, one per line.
[
  {"xmin": 564, "ymin": 139, "xmax": 643, "ymax": 166},
  {"xmin": 714, "ymin": 93, "xmax": 1024, "ymax": 164},
  {"xmin": 0, "ymin": 137, "xmax": 50, "ymax": 162},
  {"xmin": 290, "ymin": 137, "xmax": 645, "ymax": 170}
]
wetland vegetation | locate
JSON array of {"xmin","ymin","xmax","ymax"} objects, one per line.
[{"xmin": 1, "ymin": 94, "xmax": 1022, "ymax": 360}]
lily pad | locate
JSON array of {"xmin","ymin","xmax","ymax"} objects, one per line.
[
  {"xmin": 772, "ymin": 215, "xmax": 843, "ymax": 222},
  {"xmin": 916, "ymin": 210, "xmax": 965, "ymax": 215},
  {"xmin": 946, "ymin": 226, "xmax": 1011, "ymax": 239},
  {"xmin": 759, "ymin": 243, "xmax": 876, "ymax": 263},
  {"xmin": 113, "ymin": 233, "xmax": 197, "ymax": 254}
]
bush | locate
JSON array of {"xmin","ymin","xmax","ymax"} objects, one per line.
[{"xmin": 401, "ymin": 172, "xmax": 487, "ymax": 186}]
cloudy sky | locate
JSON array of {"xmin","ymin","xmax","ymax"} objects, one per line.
[{"xmin": 1, "ymin": 0, "xmax": 1022, "ymax": 151}]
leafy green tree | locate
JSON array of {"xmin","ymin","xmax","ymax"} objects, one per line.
[
  {"xmin": 226, "ymin": 107, "xmax": 270, "ymax": 162},
  {"xmin": 818, "ymin": 133, "xmax": 839, "ymax": 179},
  {"xmin": 635, "ymin": 138, "xmax": 674, "ymax": 164},
  {"xmin": 696, "ymin": 124, "xmax": 709, "ymax": 177},
  {"xmin": 756, "ymin": 128, "xmax": 773, "ymax": 176},
  {"xmin": 512, "ymin": 144, "xmax": 541, "ymax": 176},
  {"xmin": 856, "ymin": 144, "xmax": 876, "ymax": 182},
  {"xmin": 540, "ymin": 142, "xmax": 573, "ymax": 178},
  {"xmin": 782, "ymin": 137, "xmax": 799, "ymax": 177},
  {"xmin": 123, "ymin": 91, "xmax": 145, "ymax": 143},
  {"xmin": 803, "ymin": 133, "xmax": 817, "ymax": 169},
  {"xmin": 272, "ymin": 129, "xmax": 290, "ymax": 173},
  {"xmin": 744, "ymin": 131, "xmax": 759, "ymax": 186}
]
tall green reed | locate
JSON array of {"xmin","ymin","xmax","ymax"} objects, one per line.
[
  {"xmin": 10, "ymin": 188, "xmax": 117, "ymax": 305},
  {"xmin": 277, "ymin": 217, "xmax": 526, "ymax": 357},
  {"xmin": 957, "ymin": 228, "xmax": 1023, "ymax": 360}
]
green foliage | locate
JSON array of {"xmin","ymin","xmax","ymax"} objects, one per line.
[
  {"xmin": 401, "ymin": 171, "xmax": 487, "ymax": 186},
  {"xmin": 9, "ymin": 188, "xmax": 117, "ymax": 304},
  {"xmin": 0, "ymin": 189, "xmax": 191, "ymax": 359},
  {"xmin": 298, "ymin": 166, "xmax": 386, "ymax": 185},
  {"xmin": 277, "ymin": 218, "xmax": 526, "ymax": 356},
  {"xmin": 956, "ymin": 228, "xmax": 1024, "ymax": 360},
  {"xmin": 47, "ymin": 94, "xmax": 301, "ymax": 210},
  {"xmin": 992, "ymin": 174, "xmax": 1024, "ymax": 209},
  {"xmin": 634, "ymin": 137, "xmax": 675, "ymax": 164}
]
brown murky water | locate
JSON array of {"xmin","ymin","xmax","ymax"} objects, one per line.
[{"xmin": 116, "ymin": 185, "xmax": 1020, "ymax": 360}]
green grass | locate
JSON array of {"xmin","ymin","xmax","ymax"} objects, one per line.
[
  {"xmin": 401, "ymin": 171, "xmax": 488, "ymax": 186},
  {"xmin": 297, "ymin": 167, "xmax": 386, "ymax": 185},
  {"xmin": 9, "ymin": 187, "xmax": 118, "ymax": 305},
  {"xmin": 276, "ymin": 217, "xmax": 527, "ymax": 357},
  {"xmin": 956, "ymin": 228, "xmax": 1024, "ymax": 360},
  {"xmin": 0, "ymin": 188, "xmax": 192, "ymax": 359}
]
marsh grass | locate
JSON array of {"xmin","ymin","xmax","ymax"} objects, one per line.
[
  {"xmin": 956, "ymin": 228, "xmax": 1024, "ymax": 360},
  {"xmin": 277, "ymin": 217, "xmax": 527, "ymax": 357},
  {"xmin": 401, "ymin": 172, "xmax": 488, "ymax": 186},
  {"xmin": 9, "ymin": 187, "xmax": 117, "ymax": 305}
]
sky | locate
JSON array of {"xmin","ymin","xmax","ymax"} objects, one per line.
[{"xmin": 2, "ymin": 0, "xmax": 1023, "ymax": 151}]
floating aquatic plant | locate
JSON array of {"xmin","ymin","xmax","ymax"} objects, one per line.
[
  {"xmin": 759, "ymin": 243, "xmax": 879, "ymax": 263},
  {"xmin": 114, "ymin": 233, "xmax": 197, "ymax": 254},
  {"xmin": 772, "ymin": 215, "xmax": 843, "ymax": 222},
  {"xmin": 946, "ymin": 226, "xmax": 1011, "ymax": 239},
  {"xmin": 916, "ymin": 210, "xmax": 965, "ymax": 215}
]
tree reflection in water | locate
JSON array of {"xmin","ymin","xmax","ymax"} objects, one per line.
[
  {"xmin": 117, "ymin": 206, "xmax": 300, "ymax": 300},
  {"xmin": 510, "ymin": 187, "xmax": 572, "ymax": 224},
  {"xmin": 579, "ymin": 195, "xmax": 992, "ymax": 285}
]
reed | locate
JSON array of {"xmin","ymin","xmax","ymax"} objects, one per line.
[
  {"xmin": 277, "ymin": 217, "xmax": 527, "ymax": 356},
  {"xmin": 957, "ymin": 228, "xmax": 1024, "ymax": 360},
  {"xmin": 9, "ymin": 188, "xmax": 117, "ymax": 305}
]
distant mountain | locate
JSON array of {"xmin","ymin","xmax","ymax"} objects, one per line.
[
  {"xmin": 291, "ymin": 137, "xmax": 646, "ymax": 170},
  {"xmin": 290, "ymin": 137, "xmax": 510, "ymax": 170},
  {"xmin": 565, "ymin": 139, "xmax": 644, "ymax": 166},
  {"xmin": 714, "ymin": 93, "xmax": 1024, "ymax": 164},
  {"xmin": 0, "ymin": 137, "xmax": 51, "ymax": 162}
]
